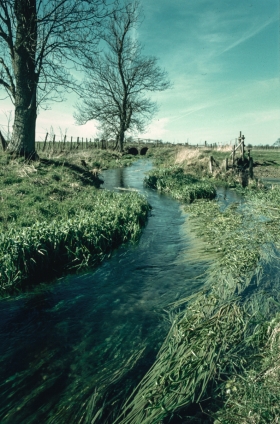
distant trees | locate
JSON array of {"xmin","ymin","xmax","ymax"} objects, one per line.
[
  {"xmin": 0, "ymin": 0, "xmax": 108, "ymax": 158},
  {"xmin": 75, "ymin": 1, "xmax": 170, "ymax": 152}
]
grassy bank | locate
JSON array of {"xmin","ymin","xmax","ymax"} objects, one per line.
[
  {"xmin": 0, "ymin": 150, "xmax": 149, "ymax": 293},
  {"xmin": 113, "ymin": 166, "xmax": 280, "ymax": 423}
]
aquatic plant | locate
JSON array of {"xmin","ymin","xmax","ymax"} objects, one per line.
[
  {"xmin": 144, "ymin": 166, "xmax": 216, "ymax": 202},
  {"xmin": 113, "ymin": 185, "xmax": 280, "ymax": 423}
]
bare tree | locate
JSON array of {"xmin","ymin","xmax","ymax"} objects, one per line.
[
  {"xmin": 0, "ymin": 0, "xmax": 109, "ymax": 158},
  {"xmin": 75, "ymin": 1, "xmax": 170, "ymax": 152}
]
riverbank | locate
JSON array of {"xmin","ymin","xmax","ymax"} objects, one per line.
[
  {"xmin": 0, "ymin": 149, "xmax": 149, "ymax": 293},
  {"xmin": 114, "ymin": 155, "xmax": 280, "ymax": 423}
]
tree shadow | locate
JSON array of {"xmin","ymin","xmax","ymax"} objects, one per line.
[{"xmin": 39, "ymin": 158, "xmax": 104, "ymax": 188}]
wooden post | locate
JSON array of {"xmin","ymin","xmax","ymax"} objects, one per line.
[
  {"xmin": 232, "ymin": 145, "xmax": 235, "ymax": 169},
  {"xmin": 63, "ymin": 135, "xmax": 66, "ymax": 149},
  {"xmin": 77, "ymin": 137, "xmax": 79, "ymax": 149},
  {"xmin": 70, "ymin": 136, "xmax": 73, "ymax": 150},
  {"xmin": 238, "ymin": 131, "xmax": 245, "ymax": 162},
  {"xmin": 82, "ymin": 137, "xmax": 83, "ymax": 149},
  {"xmin": 225, "ymin": 158, "xmax": 228, "ymax": 171},
  {"xmin": 42, "ymin": 132, "xmax": 48, "ymax": 152},
  {"xmin": 52, "ymin": 134, "xmax": 55, "ymax": 150}
]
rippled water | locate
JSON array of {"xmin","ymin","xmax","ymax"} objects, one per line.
[{"xmin": 0, "ymin": 160, "xmax": 223, "ymax": 423}]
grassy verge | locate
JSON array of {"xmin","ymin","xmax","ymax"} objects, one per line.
[
  {"xmin": 113, "ymin": 175, "xmax": 280, "ymax": 423},
  {"xmin": 0, "ymin": 150, "xmax": 149, "ymax": 293}
]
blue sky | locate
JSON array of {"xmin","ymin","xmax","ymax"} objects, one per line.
[{"xmin": 0, "ymin": 0, "xmax": 279, "ymax": 145}]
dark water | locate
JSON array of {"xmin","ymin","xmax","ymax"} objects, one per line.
[{"xmin": 0, "ymin": 160, "xmax": 216, "ymax": 423}]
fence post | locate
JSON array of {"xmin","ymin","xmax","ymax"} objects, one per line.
[
  {"xmin": 63, "ymin": 135, "xmax": 66, "ymax": 149},
  {"xmin": 232, "ymin": 145, "xmax": 235, "ymax": 169},
  {"xmin": 70, "ymin": 136, "xmax": 73, "ymax": 150},
  {"xmin": 42, "ymin": 133, "xmax": 48, "ymax": 152}
]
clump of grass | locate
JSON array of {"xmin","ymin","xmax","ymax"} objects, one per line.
[
  {"xmin": 144, "ymin": 166, "xmax": 216, "ymax": 202},
  {"xmin": 0, "ymin": 190, "xmax": 149, "ymax": 292}
]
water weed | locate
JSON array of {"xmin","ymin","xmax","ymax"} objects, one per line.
[{"xmin": 113, "ymin": 182, "xmax": 280, "ymax": 423}]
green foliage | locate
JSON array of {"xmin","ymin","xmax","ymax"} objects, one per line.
[
  {"xmin": 145, "ymin": 145, "xmax": 177, "ymax": 167},
  {"xmin": 214, "ymin": 313, "xmax": 280, "ymax": 423},
  {"xmin": 144, "ymin": 166, "xmax": 216, "ymax": 202},
  {"xmin": 115, "ymin": 185, "xmax": 280, "ymax": 424},
  {"xmin": 0, "ymin": 151, "xmax": 150, "ymax": 292},
  {"xmin": 0, "ymin": 190, "xmax": 149, "ymax": 292}
]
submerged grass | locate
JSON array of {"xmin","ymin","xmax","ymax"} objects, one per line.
[
  {"xmin": 0, "ymin": 150, "xmax": 149, "ymax": 292},
  {"xmin": 113, "ymin": 178, "xmax": 280, "ymax": 423}
]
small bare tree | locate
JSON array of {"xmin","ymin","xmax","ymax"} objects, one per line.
[
  {"xmin": 0, "ymin": 0, "xmax": 109, "ymax": 159},
  {"xmin": 75, "ymin": 1, "xmax": 170, "ymax": 152}
]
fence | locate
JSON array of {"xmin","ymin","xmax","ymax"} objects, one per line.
[{"xmin": 34, "ymin": 135, "xmax": 167, "ymax": 152}]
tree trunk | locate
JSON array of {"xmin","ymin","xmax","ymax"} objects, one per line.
[
  {"xmin": 0, "ymin": 131, "xmax": 7, "ymax": 151},
  {"xmin": 8, "ymin": 0, "xmax": 37, "ymax": 159},
  {"xmin": 119, "ymin": 127, "xmax": 125, "ymax": 152}
]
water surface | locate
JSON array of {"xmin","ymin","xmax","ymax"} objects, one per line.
[{"xmin": 0, "ymin": 160, "xmax": 213, "ymax": 423}]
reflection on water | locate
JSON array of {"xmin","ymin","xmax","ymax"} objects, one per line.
[{"xmin": 0, "ymin": 160, "xmax": 214, "ymax": 423}]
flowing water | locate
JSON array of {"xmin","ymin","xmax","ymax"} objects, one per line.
[{"xmin": 0, "ymin": 160, "xmax": 239, "ymax": 423}]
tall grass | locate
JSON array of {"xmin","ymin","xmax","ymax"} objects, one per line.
[
  {"xmin": 0, "ymin": 191, "xmax": 150, "ymax": 292},
  {"xmin": 144, "ymin": 166, "xmax": 216, "ymax": 202},
  {"xmin": 112, "ymin": 184, "xmax": 280, "ymax": 423},
  {"xmin": 0, "ymin": 151, "xmax": 150, "ymax": 292}
]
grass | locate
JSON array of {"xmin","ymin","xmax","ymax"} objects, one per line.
[
  {"xmin": 144, "ymin": 166, "xmax": 216, "ymax": 203},
  {"xmin": 0, "ymin": 149, "xmax": 149, "ymax": 293},
  {"xmin": 112, "ymin": 174, "xmax": 280, "ymax": 423},
  {"xmin": 174, "ymin": 145, "xmax": 280, "ymax": 184}
]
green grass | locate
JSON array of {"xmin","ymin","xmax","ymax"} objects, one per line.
[
  {"xmin": 0, "ymin": 150, "xmax": 150, "ymax": 293},
  {"xmin": 144, "ymin": 166, "xmax": 216, "ymax": 202},
  {"xmin": 113, "ymin": 184, "xmax": 280, "ymax": 424}
]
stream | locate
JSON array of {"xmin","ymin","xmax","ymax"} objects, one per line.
[{"xmin": 0, "ymin": 160, "xmax": 240, "ymax": 423}]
